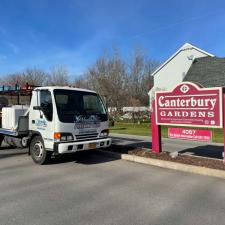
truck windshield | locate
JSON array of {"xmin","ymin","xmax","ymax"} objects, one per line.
[{"xmin": 53, "ymin": 89, "xmax": 108, "ymax": 123}]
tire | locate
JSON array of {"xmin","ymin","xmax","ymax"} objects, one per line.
[
  {"xmin": 0, "ymin": 135, "xmax": 4, "ymax": 147},
  {"xmin": 30, "ymin": 136, "xmax": 51, "ymax": 165},
  {"xmin": 4, "ymin": 136, "xmax": 16, "ymax": 148}
]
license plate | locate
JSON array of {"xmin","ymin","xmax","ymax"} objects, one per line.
[{"xmin": 89, "ymin": 143, "xmax": 97, "ymax": 149}]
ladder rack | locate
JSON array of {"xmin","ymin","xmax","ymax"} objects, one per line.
[{"xmin": 0, "ymin": 83, "xmax": 39, "ymax": 105}]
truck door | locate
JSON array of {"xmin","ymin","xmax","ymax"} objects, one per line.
[{"xmin": 31, "ymin": 90, "xmax": 54, "ymax": 150}]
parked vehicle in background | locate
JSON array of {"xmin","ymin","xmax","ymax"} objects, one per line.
[{"xmin": 120, "ymin": 113, "xmax": 133, "ymax": 120}]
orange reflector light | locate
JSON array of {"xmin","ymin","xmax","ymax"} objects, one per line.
[{"xmin": 54, "ymin": 132, "xmax": 61, "ymax": 139}]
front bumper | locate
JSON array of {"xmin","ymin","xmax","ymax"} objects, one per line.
[{"xmin": 54, "ymin": 138, "xmax": 112, "ymax": 154}]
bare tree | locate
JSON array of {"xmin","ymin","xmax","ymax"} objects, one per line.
[
  {"xmin": 73, "ymin": 75, "xmax": 89, "ymax": 89},
  {"xmin": 0, "ymin": 45, "xmax": 159, "ymax": 113},
  {"xmin": 128, "ymin": 46, "xmax": 160, "ymax": 105},
  {"xmin": 1, "ymin": 72, "xmax": 24, "ymax": 86},
  {"xmin": 79, "ymin": 49, "xmax": 128, "ymax": 111},
  {"xmin": 22, "ymin": 68, "xmax": 47, "ymax": 86},
  {"xmin": 47, "ymin": 65, "xmax": 70, "ymax": 86},
  {"xmin": 74, "ymin": 46, "xmax": 159, "ymax": 111},
  {"xmin": 1, "ymin": 67, "xmax": 47, "ymax": 87}
]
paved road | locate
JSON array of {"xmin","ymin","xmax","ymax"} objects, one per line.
[
  {"xmin": 110, "ymin": 133, "xmax": 224, "ymax": 159},
  {"xmin": 1, "ymin": 147, "xmax": 225, "ymax": 225}
]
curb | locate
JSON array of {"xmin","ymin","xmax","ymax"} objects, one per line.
[{"xmin": 97, "ymin": 150, "xmax": 225, "ymax": 179}]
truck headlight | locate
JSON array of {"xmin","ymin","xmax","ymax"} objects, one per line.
[
  {"xmin": 54, "ymin": 133, "xmax": 74, "ymax": 142},
  {"xmin": 100, "ymin": 129, "xmax": 109, "ymax": 137}
]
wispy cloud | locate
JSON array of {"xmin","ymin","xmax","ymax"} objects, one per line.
[
  {"xmin": 0, "ymin": 54, "xmax": 7, "ymax": 64},
  {"xmin": 4, "ymin": 41, "xmax": 20, "ymax": 54},
  {"xmin": 129, "ymin": 10, "xmax": 225, "ymax": 40},
  {"xmin": 0, "ymin": 26, "xmax": 6, "ymax": 35}
]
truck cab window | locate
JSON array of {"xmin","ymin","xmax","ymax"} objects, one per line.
[
  {"xmin": 83, "ymin": 95, "xmax": 105, "ymax": 114},
  {"xmin": 54, "ymin": 90, "xmax": 107, "ymax": 123},
  {"xmin": 40, "ymin": 90, "xmax": 53, "ymax": 121}
]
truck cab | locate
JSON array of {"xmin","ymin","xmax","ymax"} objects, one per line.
[{"xmin": 0, "ymin": 86, "xmax": 111, "ymax": 164}]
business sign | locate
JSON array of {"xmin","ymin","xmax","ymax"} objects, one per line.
[
  {"xmin": 155, "ymin": 82, "xmax": 223, "ymax": 128},
  {"xmin": 168, "ymin": 128, "xmax": 212, "ymax": 142}
]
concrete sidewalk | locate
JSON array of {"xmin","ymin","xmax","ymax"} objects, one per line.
[{"xmin": 110, "ymin": 133, "xmax": 224, "ymax": 159}]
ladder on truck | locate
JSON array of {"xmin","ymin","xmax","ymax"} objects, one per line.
[{"xmin": 0, "ymin": 83, "xmax": 38, "ymax": 105}]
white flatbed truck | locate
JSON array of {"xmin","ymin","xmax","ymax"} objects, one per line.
[{"xmin": 0, "ymin": 86, "xmax": 111, "ymax": 164}]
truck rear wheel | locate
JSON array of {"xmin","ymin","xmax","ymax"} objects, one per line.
[
  {"xmin": 30, "ymin": 136, "xmax": 51, "ymax": 165},
  {"xmin": 0, "ymin": 135, "xmax": 4, "ymax": 147}
]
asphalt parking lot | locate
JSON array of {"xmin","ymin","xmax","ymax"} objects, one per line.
[{"xmin": 1, "ymin": 147, "xmax": 225, "ymax": 225}]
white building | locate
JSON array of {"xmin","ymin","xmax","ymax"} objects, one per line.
[{"xmin": 148, "ymin": 43, "xmax": 213, "ymax": 109}]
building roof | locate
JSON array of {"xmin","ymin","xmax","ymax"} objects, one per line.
[
  {"xmin": 184, "ymin": 56, "xmax": 225, "ymax": 87},
  {"xmin": 151, "ymin": 43, "xmax": 214, "ymax": 76}
]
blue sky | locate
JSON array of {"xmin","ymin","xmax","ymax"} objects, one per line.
[{"xmin": 0, "ymin": 0, "xmax": 225, "ymax": 77}]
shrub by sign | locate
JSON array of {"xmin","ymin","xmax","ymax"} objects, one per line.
[{"xmin": 155, "ymin": 82, "xmax": 223, "ymax": 128}]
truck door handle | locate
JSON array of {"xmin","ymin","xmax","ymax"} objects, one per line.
[{"xmin": 32, "ymin": 120, "xmax": 35, "ymax": 124}]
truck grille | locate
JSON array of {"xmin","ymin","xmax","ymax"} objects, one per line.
[{"xmin": 75, "ymin": 133, "xmax": 98, "ymax": 140}]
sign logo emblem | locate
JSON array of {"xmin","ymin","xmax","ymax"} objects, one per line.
[{"xmin": 180, "ymin": 84, "xmax": 189, "ymax": 93}]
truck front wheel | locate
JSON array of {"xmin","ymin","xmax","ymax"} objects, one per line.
[{"xmin": 30, "ymin": 136, "xmax": 51, "ymax": 165}]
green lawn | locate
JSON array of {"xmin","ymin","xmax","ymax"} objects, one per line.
[{"xmin": 110, "ymin": 122, "xmax": 224, "ymax": 143}]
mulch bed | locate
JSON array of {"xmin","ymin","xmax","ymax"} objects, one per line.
[{"xmin": 105, "ymin": 144, "xmax": 225, "ymax": 171}]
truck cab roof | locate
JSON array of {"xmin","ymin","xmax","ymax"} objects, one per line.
[{"xmin": 34, "ymin": 86, "xmax": 96, "ymax": 94}]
